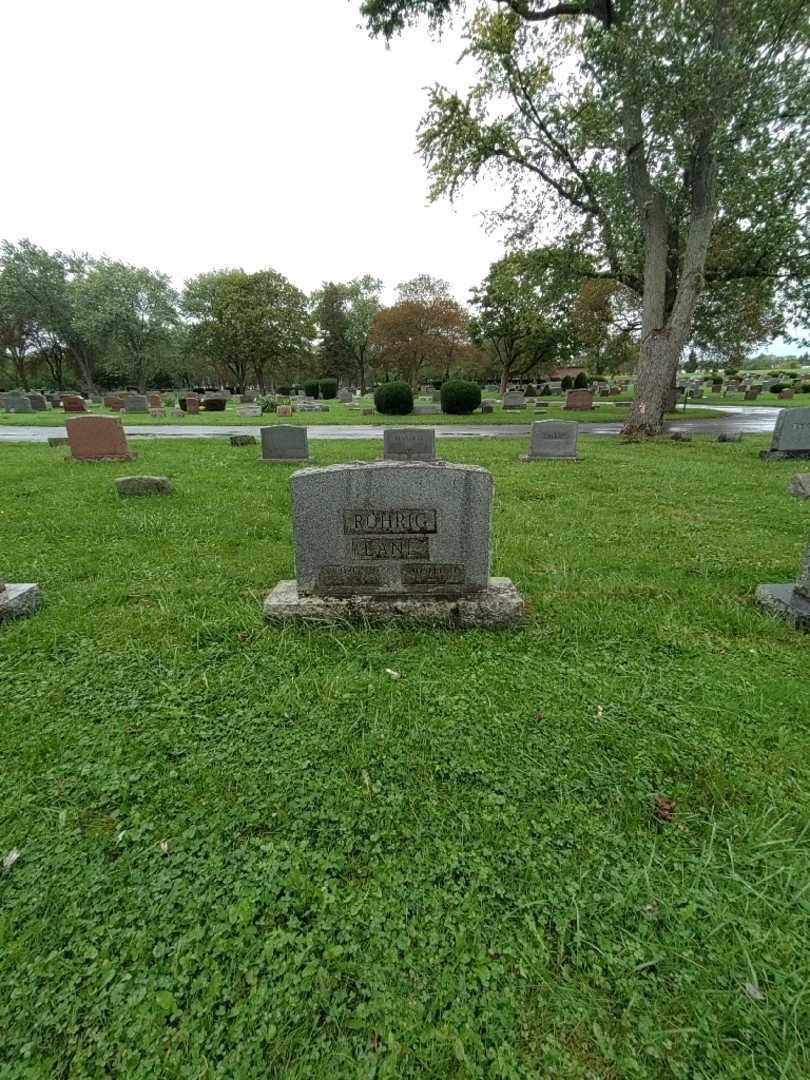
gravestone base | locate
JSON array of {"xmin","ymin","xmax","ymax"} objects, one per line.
[
  {"xmin": 261, "ymin": 455, "xmax": 313, "ymax": 464},
  {"xmin": 760, "ymin": 449, "xmax": 810, "ymax": 461},
  {"xmin": 0, "ymin": 584, "xmax": 42, "ymax": 622},
  {"xmin": 66, "ymin": 453, "xmax": 135, "ymax": 462},
  {"xmin": 264, "ymin": 577, "xmax": 524, "ymax": 629},
  {"xmin": 519, "ymin": 452, "xmax": 578, "ymax": 462},
  {"xmin": 755, "ymin": 584, "xmax": 810, "ymax": 632}
]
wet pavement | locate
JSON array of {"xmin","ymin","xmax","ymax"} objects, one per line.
[{"xmin": 0, "ymin": 405, "xmax": 781, "ymax": 443}]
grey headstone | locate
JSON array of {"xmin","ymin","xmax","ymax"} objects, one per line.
[
  {"xmin": 0, "ymin": 583, "xmax": 42, "ymax": 622},
  {"xmin": 337, "ymin": 388, "xmax": 353, "ymax": 404},
  {"xmin": 237, "ymin": 403, "xmax": 262, "ymax": 417},
  {"xmin": 502, "ymin": 391, "xmax": 526, "ymax": 410},
  {"xmin": 7, "ymin": 395, "xmax": 32, "ymax": 413},
  {"xmin": 522, "ymin": 420, "xmax": 578, "ymax": 460},
  {"xmin": 115, "ymin": 476, "xmax": 173, "ymax": 497},
  {"xmin": 260, "ymin": 424, "xmax": 310, "ymax": 461},
  {"xmin": 761, "ymin": 407, "xmax": 810, "ymax": 460},
  {"xmin": 26, "ymin": 393, "xmax": 48, "ymax": 410},
  {"xmin": 290, "ymin": 461, "xmax": 492, "ymax": 598},
  {"xmin": 788, "ymin": 474, "xmax": 810, "ymax": 499},
  {"xmin": 718, "ymin": 433, "xmax": 742, "ymax": 443},
  {"xmin": 412, "ymin": 405, "xmax": 441, "ymax": 416},
  {"xmin": 671, "ymin": 432, "xmax": 692, "ymax": 442},
  {"xmin": 124, "ymin": 394, "xmax": 148, "ymax": 414},
  {"xmin": 383, "ymin": 427, "xmax": 437, "ymax": 462}
]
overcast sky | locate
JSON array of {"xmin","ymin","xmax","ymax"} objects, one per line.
[
  {"xmin": 2, "ymin": 0, "xmax": 797, "ymax": 353},
  {"xmin": 2, "ymin": 0, "xmax": 506, "ymax": 306}
]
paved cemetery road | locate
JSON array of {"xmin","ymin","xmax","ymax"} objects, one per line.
[{"xmin": 0, "ymin": 406, "xmax": 782, "ymax": 443}]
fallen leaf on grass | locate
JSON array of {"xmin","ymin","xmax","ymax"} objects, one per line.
[
  {"xmin": 654, "ymin": 795, "xmax": 676, "ymax": 823},
  {"xmin": 159, "ymin": 839, "xmax": 170, "ymax": 856},
  {"xmin": 372, "ymin": 1032, "xmax": 381, "ymax": 1052},
  {"xmin": 742, "ymin": 981, "xmax": 766, "ymax": 1002},
  {"xmin": 2, "ymin": 849, "xmax": 20, "ymax": 874},
  {"xmin": 384, "ymin": 668, "xmax": 401, "ymax": 680}
]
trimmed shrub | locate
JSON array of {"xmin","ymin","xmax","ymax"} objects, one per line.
[
  {"xmin": 319, "ymin": 378, "xmax": 338, "ymax": 400},
  {"xmin": 524, "ymin": 384, "xmax": 537, "ymax": 396},
  {"xmin": 561, "ymin": 375, "xmax": 574, "ymax": 390},
  {"xmin": 201, "ymin": 397, "xmax": 227, "ymax": 411},
  {"xmin": 374, "ymin": 381, "xmax": 413, "ymax": 415},
  {"xmin": 303, "ymin": 380, "xmax": 320, "ymax": 398},
  {"xmin": 798, "ymin": 384, "xmax": 810, "ymax": 394},
  {"xmin": 573, "ymin": 371, "xmax": 589, "ymax": 388},
  {"xmin": 440, "ymin": 379, "xmax": 482, "ymax": 415},
  {"xmin": 540, "ymin": 384, "xmax": 552, "ymax": 396},
  {"xmin": 276, "ymin": 385, "xmax": 291, "ymax": 396},
  {"xmin": 769, "ymin": 383, "xmax": 789, "ymax": 394}
]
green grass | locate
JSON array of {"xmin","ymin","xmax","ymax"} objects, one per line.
[
  {"xmin": 2, "ymin": 436, "xmax": 809, "ymax": 1078},
  {"xmin": 0, "ymin": 400, "xmax": 722, "ymax": 427}
]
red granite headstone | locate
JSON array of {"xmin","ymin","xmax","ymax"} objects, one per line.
[
  {"xmin": 564, "ymin": 389, "xmax": 594, "ymax": 411},
  {"xmin": 185, "ymin": 394, "xmax": 200, "ymax": 415},
  {"xmin": 66, "ymin": 416, "xmax": 132, "ymax": 461},
  {"xmin": 62, "ymin": 394, "xmax": 88, "ymax": 413},
  {"xmin": 148, "ymin": 392, "xmax": 163, "ymax": 409},
  {"xmin": 780, "ymin": 388, "xmax": 795, "ymax": 400}
]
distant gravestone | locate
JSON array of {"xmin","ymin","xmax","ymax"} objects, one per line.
[
  {"xmin": 0, "ymin": 581, "xmax": 42, "ymax": 622},
  {"xmin": 66, "ymin": 415, "xmax": 133, "ymax": 461},
  {"xmin": 264, "ymin": 460, "xmax": 524, "ymax": 628},
  {"xmin": 744, "ymin": 387, "xmax": 761, "ymax": 400},
  {"xmin": 412, "ymin": 405, "xmax": 440, "ymax": 415},
  {"xmin": 148, "ymin": 392, "xmax": 163, "ymax": 409},
  {"xmin": 337, "ymin": 388, "xmax": 353, "ymax": 403},
  {"xmin": 184, "ymin": 394, "xmax": 200, "ymax": 414},
  {"xmin": 760, "ymin": 407, "xmax": 810, "ymax": 460},
  {"xmin": 260, "ymin": 424, "xmax": 311, "ymax": 462},
  {"xmin": 383, "ymin": 427, "xmax": 437, "ymax": 462},
  {"xmin": 718, "ymin": 433, "xmax": 742, "ymax": 443},
  {"xmin": 62, "ymin": 395, "xmax": 88, "ymax": 412},
  {"xmin": 482, "ymin": 403, "xmax": 494, "ymax": 414},
  {"xmin": 149, "ymin": 407, "xmax": 166, "ymax": 417},
  {"xmin": 756, "ymin": 542, "xmax": 810, "ymax": 631},
  {"xmin": 103, "ymin": 394, "xmax": 120, "ymax": 408},
  {"xmin": 689, "ymin": 388, "xmax": 704, "ymax": 399},
  {"xmin": 276, "ymin": 404, "xmax": 292, "ymax": 417},
  {"xmin": 521, "ymin": 420, "xmax": 578, "ymax": 460},
  {"xmin": 563, "ymin": 389, "xmax": 593, "ymax": 411},
  {"xmin": 26, "ymin": 393, "xmax": 48, "ymax": 411},
  {"xmin": 502, "ymin": 391, "xmax": 526, "ymax": 411},
  {"xmin": 7, "ymin": 394, "xmax": 32, "ymax": 414},
  {"xmin": 237, "ymin": 403, "xmax": 262, "ymax": 417},
  {"xmin": 780, "ymin": 388, "xmax": 795, "ymax": 400},
  {"xmin": 124, "ymin": 394, "xmax": 148, "ymax": 414},
  {"xmin": 240, "ymin": 391, "xmax": 258, "ymax": 403}
]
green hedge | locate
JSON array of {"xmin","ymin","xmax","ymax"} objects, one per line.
[
  {"xmin": 319, "ymin": 378, "xmax": 338, "ymax": 400},
  {"xmin": 374, "ymin": 382, "xmax": 413, "ymax": 415},
  {"xmin": 440, "ymin": 379, "xmax": 482, "ymax": 415},
  {"xmin": 303, "ymin": 380, "xmax": 320, "ymax": 398}
]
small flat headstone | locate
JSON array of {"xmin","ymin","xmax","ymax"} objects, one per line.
[
  {"xmin": 230, "ymin": 434, "xmax": 257, "ymax": 446},
  {"xmin": 717, "ymin": 433, "xmax": 742, "ymax": 443},
  {"xmin": 788, "ymin": 474, "xmax": 810, "ymax": 499},
  {"xmin": 671, "ymin": 432, "xmax": 692, "ymax": 442},
  {"xmin": 502, "ymin": 391, "xmax": 526, "ymax": 411},
  {"xmin": 115, "ymin": 476, "xmax": 172, "ymax": 497},
  {"xmin": 0, "ymin": 583, "xmax": 42, "ymax": 622},
  {"xmin": 563, "ymin": 389, "xmax": 594, "ymax": 411},
  {"xmin": 276, "ymin": 404, "xmax": 293, "ymax": 417}
]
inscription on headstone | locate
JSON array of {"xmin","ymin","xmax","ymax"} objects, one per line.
[
  {"xmin": 383, "ymin": 427, "xmax": 437, "ymax": 462},
  {"xmin": 521, "ymin": 420, "xmax": 578, "ymax": 460}
]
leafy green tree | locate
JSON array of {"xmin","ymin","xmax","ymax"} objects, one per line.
[
  {"xmin": 73, "ymin": 260, "xmax": 178, "ymax": 391},
  {"xmin": 361, "ymin": 0, "xmax": 810, "ymax": 434},
  {"xmin": 341, "ymin": 276, "xmax": 383, "ymax": 392},
  {"xmin": 469, "ymin": 249, "xmax": 582, "ymax": 392},
  {"xmin": 312, "ymin": 283, "xmax": 354, "ymax": 382},
  {"xmin": 184, "ymin": 269, "xmax": 313, "ymax": 392}
]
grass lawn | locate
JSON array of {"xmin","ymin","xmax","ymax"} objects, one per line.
[
  {"xmin": 0, "ymin": 400, "xmax": 722, "ymax": 427},
  {"xmin": 2, "ymin": 436, "xmax": 809, "ymax": 1078}
]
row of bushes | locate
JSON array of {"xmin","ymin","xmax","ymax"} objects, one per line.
[{"xmin": 374, "ymin": 380, "xmax": 483, "ymax": 416}]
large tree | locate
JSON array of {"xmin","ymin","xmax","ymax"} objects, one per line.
[
  {"xmin": 312, "ymin": 283, "xmax": 355, "ymax": 381},
  {"xmin": 470, "ymin": 248, "xmax": 584, "ymax": 391},
  {"xmin": 370, "ymin": 275, "xmax": 469, "ymax": 386},
  {"xmin": 73, "ymin": 260, "xmax": 178, "ymax": 392},
  {"xmin": 183, "ymin": 269, "xmax": 312, "ymax": 392},
  {"xmin": 361, "ymin": 0, "xmax": 810, "ymax": 434}
]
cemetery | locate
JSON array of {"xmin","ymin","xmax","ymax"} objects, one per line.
[{"xmin": 2, "ymin": 0, "xmax": 809, "ymax": 1075}]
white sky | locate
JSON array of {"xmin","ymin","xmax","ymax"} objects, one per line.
[
  {"xmin": 1, "ymin": 0, "xmax": 798, "ymax": 354},
  {"xmin": 2, "ymin": 0, "xmax": 503, "ymax": 307}
]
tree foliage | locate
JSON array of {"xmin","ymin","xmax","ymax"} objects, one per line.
[{"xmin": 361, "ymin": 0, "xmax": 810, "ymax": 433}]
